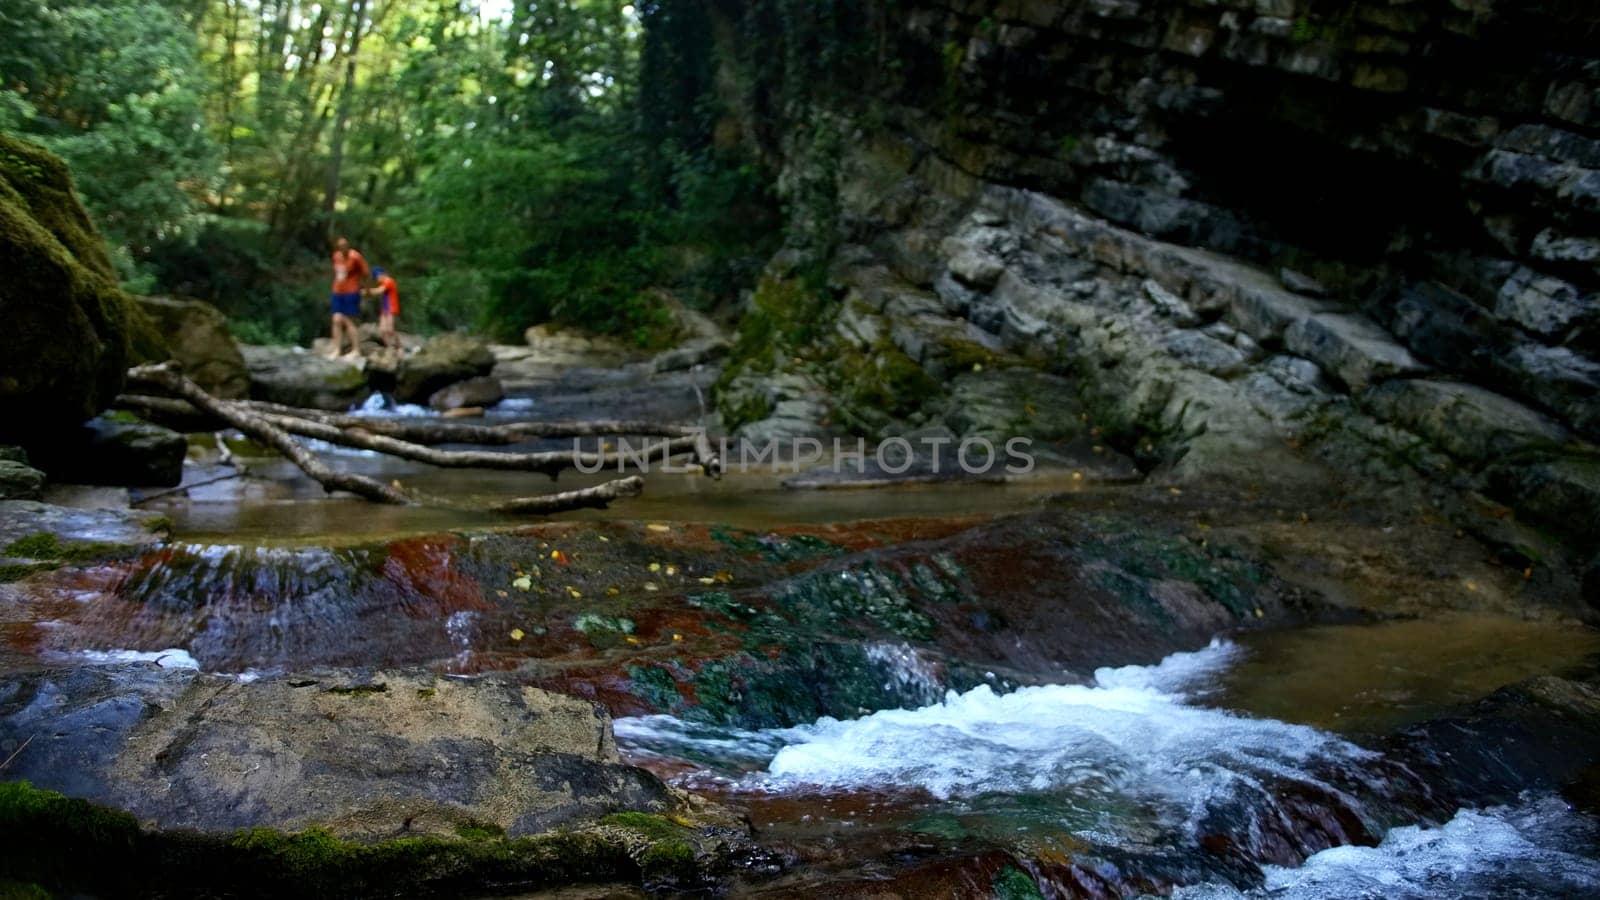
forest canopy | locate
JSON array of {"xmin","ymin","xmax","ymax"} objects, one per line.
[{"xmin": 0, "ymin": 0, "xmax": 780, "ymax": 345}]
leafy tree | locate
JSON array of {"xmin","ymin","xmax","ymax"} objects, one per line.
[{"xmin": 0, "ymin": 0, "xmax": 219, "ymax": 276}]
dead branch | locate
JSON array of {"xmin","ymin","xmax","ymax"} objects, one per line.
[
  {"xmin": 125, "ymin": 365, "xmax": 411, "ymax": 505},
  {"xmin": 236, "ymin": 400, "xmax": 698, "ymax": 444},
  {"xmin": 492, "ymin": 475, "xmax": 645, "ymax": 514},
  {"xmin": 256, "ymin": 412, "xmax": 698, "ymax": 478}
]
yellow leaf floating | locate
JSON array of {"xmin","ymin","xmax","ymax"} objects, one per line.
[
  {"xmin": 510, "ymin": 628, "xmax": 525, "ymax": 641},
  {"xmin": 512, "ymin": 575, "xmax": 532, "ymax": 592}
]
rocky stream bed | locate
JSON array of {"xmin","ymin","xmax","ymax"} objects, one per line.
[{"xmin": 2, "ymin": 337, "xmax": 1599, "ymax": 899}]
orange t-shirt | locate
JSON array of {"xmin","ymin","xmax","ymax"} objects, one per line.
[
  {"xmin": 376, "ymin": 274, "xmax": 400, "ymax": 315},
  {"xmin": 331, "ymin": 249, "xmax": 369, "ymax": 294}
]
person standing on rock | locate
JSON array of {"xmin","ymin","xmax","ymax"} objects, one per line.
[
  {"xmin": 366, "ymin": 267, "xmax": 402, "ymax": 354},
  {"xmin": 326, "ymin": 236, "xmax": 369, "ymax": 360}
]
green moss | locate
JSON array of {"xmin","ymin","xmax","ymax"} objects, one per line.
[
  {"xmin": 0, "ymin": 134, "xmax": 164, "ymax": 432},
  {"xmin": 992, "ymin": 865, "xmax": 1045, "ymax": 900},
  {"xmin": 626, "ymin": 664, "xmax": 684, "ymax": 713},
  {"xmin": 0, "ymin": 781, "xmax": 689, "ymax": 898},
  {"xmin": 600, "ymin": 812, "xmax": 683, "ymax": 842},
  {"xmin": 2, "ymin": 534, "xmax": 60, "ymax": 559},
  {"xmin": 0, "ymin": 562, "xmax": 58, "ymax": 583},
  {"xmin": 0, "ymin": 881, "xmax": 51, "ymax": 900},
  {"xmin": 454, "ymin": 821, "xmax": 506, "ymax": 842},
  {"xmin": 325, "ymin": 683, "xmax": 388, "ymax": 697},
  {"xmin": 1, "ymin": 532, "xmax": 128, "ymax": 564},
  {"xmin": 638, "ymin": 839, "xmax": 694, "ymax": 872}
]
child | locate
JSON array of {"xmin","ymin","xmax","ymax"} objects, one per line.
[{"xmin": 367, "ymin": 267, "xmax": 402, "ymax": 353}]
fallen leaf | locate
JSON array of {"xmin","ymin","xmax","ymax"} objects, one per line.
[
  {"xmin": 551, "ymin": 550, "xmax": 569, "ymax": 564},
  {"xmin": 643, "ymin": 582, "xmax": 659, "ymax": 592},
  {"xmin": 647, "ymin": 523, "xmax": 671, "ymax": 533},
  {"xmin": 697, "ymin": 577, "xmax": 716, "ymax": 585},
  {"xmin": 672, "ymin": 633, "xmax": 683, "ymax": 641},
  {"xmin": 496, "ymin": 590, "xmax": 508, "ymax": 598},
  {"xmin": 665, "ymin": 565, "xmax": 678, "ymax": 576},
  {"xmin": 566, "ymin": 586, "xmax": 583, "ymax": 598},
  {"xmin": 510, "ymin": 628, "xmax": 525, "ymax": 641},
  {"xmin": 606, "ymin": 586, "xmax": 620, "ymax": 596},
  {"xmin": 598, "ymin": 535, "xmax": 610, "ymax": 543},
  {"xmin": 714, "ymin": 570, "xmax": 732, "ymax": 583},
  {"xmin": 648, "ymin": 562, "xmax": 662, "ymax": 573},
  {"xmin": 511, "ymin": 575, "xmax": 532, "ymax": 592}
]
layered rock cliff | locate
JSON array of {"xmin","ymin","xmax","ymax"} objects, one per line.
[{"xmin": 672, "ymin": 0, "xmax": 1600, "ymax": 564}]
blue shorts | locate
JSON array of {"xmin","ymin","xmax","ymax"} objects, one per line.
[{"xmin": 331, "ymin": 292, "xmax": 361, "ymax": 317}]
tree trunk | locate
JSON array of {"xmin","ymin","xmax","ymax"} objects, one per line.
[{"xmin": 323, "ymin": 0, "xmax": 370, "ymax": 230}]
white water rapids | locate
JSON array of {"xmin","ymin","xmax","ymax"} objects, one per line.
[{"xmin": 614, "ymin": 640, "xmax": 1600, "ymax": 898}]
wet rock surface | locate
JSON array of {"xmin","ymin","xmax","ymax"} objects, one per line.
[
  {"xmin": 240, "ymin": 344, "xmax": 371, "ymax": 411},
  {"xmin": 0, "ymin": 665, "xmax": 673, "ymax": 839}
]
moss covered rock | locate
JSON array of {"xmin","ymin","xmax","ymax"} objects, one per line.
[
  {"xmin": 0, "ymin": 134, "xmax": 166, "ymax": 440},
  {"xmin": 137, "ymin": 295, "xmax": 249, "ymax": 399}
]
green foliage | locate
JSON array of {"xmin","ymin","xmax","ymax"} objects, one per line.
[{"xmin": 0, "ymin": 1, "xmax": 219, "ymax": 270}]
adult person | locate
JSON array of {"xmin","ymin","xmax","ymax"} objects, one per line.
[
  {"xmin": 366, "ymin": 267, "xmax": 402, "ymax": 353},
  {"xmin": 326, "ymin": 236, "xmax": 369, "ymax": 360}
]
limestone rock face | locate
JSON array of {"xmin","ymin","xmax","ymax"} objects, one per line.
[
  {"xmin": 396, "ymin": 333, "xmax": 496, "ymax": 403},
  {"xmin": 239, "ymin": 344, "xmax": 370, "ymax": 411},
  {"xmin": 135, "ymin": 296, "xmax": 249, "ymax": 399},
  {"xmin": 0, "ymin": 665, "xmax": 674, "ymax": 839},
  {"xmin": 0, "ymin": 134, "xmax": 166, "ymax": 438}
]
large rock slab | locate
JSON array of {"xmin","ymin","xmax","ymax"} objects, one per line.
[
  {"xmin": 136, "ymin": 296, "xmax": 248, "ymax": 399},
  {"xmin": 1363, "ymin": 379, "xmax": 1572, "ymax": 464},
  {"xmin": 240, "ymin": 344, "xmax": 370, "ymax": 411},
  {"xmin": 0, "ymin": 134, "xmax": 166, "ymax": 438},
  {"xmin": 396, "ymin": 333, "xmax": 496, "ymax": 403},
  {"xmin": 0, "ymin": 665, "xmax": 673, "ymax": 839},
  {"xmin": 429, "ymin": 375, "xmax": 504, "ymax": 411},
  {"xmin": 1285, "ymin": 312, "xmax": 1428, "ymax": 392}
]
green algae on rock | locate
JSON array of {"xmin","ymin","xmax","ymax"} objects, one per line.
[
  {"xmin": 0, "ymin": 781, "xmax": 734, "ymax": 898},
  {"xmin": 0, "ymin": 134, "xmax": 166, "ymax": 439}
]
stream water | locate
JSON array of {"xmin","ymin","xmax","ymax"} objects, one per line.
[
  {"xmin": 614, "ymin": 636, "xmax": 1600, "ymax": 898},
  {"xmin": 13, "ymin": 382, "xmax": 1600, "ymax": 897}
]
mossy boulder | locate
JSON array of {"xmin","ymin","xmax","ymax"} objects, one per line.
[
  {"xmin": 395, "ymin": 333, "xmax": 496, "ymax": 403},
  {"xmin": 0, "ymin": 134, "xmax": 166, "ymax": 440},
  {"xmin": 33, "ymin": 413, "xmax": 186, "ymax": 487},
  {"xmin": 239, "ymin": 344, "xmax": 371, "ymax": 411},
  {"xmin": 137, "ymin": 295, "xmax": 249, "ymax": 399}
]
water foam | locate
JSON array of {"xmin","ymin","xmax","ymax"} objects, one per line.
[
  {"xmin": 754, "ymin": 640, "xmax": 1370, "ymax": 807},
  {"xmin": 1177, "ymin": 796, "xmax": 1600, "ymax": 899}
]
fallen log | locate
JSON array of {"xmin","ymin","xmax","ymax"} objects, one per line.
[
  {"xmin": 492, "ymin": 475, "xmax": 644, "ymax": 514},
  {"xmin": 236, "ymin": 400, "xmax": 698, "ymax": 444},
  {"xmin": 125, "ymin": 365, "xmax": 411, "ymax": 505},
  {"xmin": 256, "ymin": 412, "xmax": 698, "ymax": 478}
]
